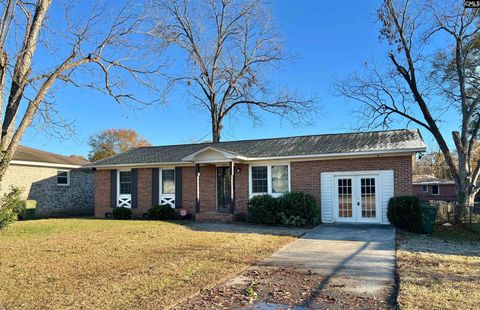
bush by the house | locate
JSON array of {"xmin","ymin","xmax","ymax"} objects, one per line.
[
  {"xmin": 278, "ymin": 192, "xmax": 320, "ymax": 226},
  {"xmin": 148, "ymin": 205, "xmax": 175, "ymax": 220},
  {"xmin": 0, "ymin": 187, "xmax": 24, "ymax": 229},
  {"xmin": 247, "ymin": 194, "xmax": 279, "ymax": 225},
  {"xmin": 247, "ymin": 192, "xmax": 319, "ymax": 227},
  {"xmin": 112, "ymin": 207, "xmax": 132, "ymax": 219},
  {"xmin": 387, "ymin": 196, "xmax": 422, "ymax": 233}
]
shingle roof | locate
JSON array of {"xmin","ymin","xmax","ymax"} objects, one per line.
[
  {"xmin": 413, "ymin": 174, "xmax": 455, "ymax": 185},
  {"xmin": 13, "ymin": 145, "xmax": 88, "ymax": 166},
  {"xmin": 87, "ymin": 129, "xmax": 425, "ymax": 167}
]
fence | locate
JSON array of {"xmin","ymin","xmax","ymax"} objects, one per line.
[{"xmin": 434, "ymin": 201, "xmax": 480, "ymax": 233}]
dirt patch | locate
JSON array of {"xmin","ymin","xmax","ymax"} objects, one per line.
[{"xmin": 173, "ymin": 267, "xmax": 394, "ymax": 309}]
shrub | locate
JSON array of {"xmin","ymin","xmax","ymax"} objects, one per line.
[
  {"xmin": 148, "ymin": 205, "xmax": 175, "ymax": 220},
  {"xmin": 0, "ymin": 187, "xmax": 23, "ymax": 229},
  {"xmin": 247, "ymin": 194, "xmax": 279, "ymax": 225},
  {"xmin": 387, "ymin": 196, "xmax": 422, "ymax": 233},
  {"xmin": 0, "ymin": 207, "xmax": 17, "ymax": 229},
  {"xmin": 247, "ymin": 192, "xmax": 319, "ymax": 227},
  {"xmin": 278, "ymin": 192, "xmax": 320, "ymax": 226},
  {"xmin": 112, "ymin": 207, "xmax": 132, "ymax": 219}
]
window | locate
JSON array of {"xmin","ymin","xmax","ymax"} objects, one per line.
[
  {"xmin": 250, "ymin": 164, "xmax": 290, "ymax": 196},
  {"xmin": 252, "ymin": 166, "xmax": 268, "ymax": 194},
  {"xmin": 422, "ymin": 185, "xmax": 428, "ymax": 193},
  {"xmin": 119, "ymin": 171, "xmax": 132, "ymax": 195},
  {"xmin": 57, "ymin": 170, "xmax": 70, "ymax": 186},
  {"xmin": 161, "ymin": 169, "xmax": 175, "ymax": 194},
  {"xmin": 271, "ymin": 165, "xmax": 288, "ymax": 193},
  {"xmin": 432, "ymin": 185, "xmax": 440, "ymax": 195}
]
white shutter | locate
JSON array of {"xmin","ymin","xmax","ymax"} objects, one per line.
[
  {"xmin": 320, "ymin": 172, "xmax": 334, "ymax": 223},
  {"xmin": 379, "ymin": 170, "xmax": 394, "ymax": 224}
]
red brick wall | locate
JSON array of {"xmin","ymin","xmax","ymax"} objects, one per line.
[
  {"xmin": 198, "ymin": 165, "xmax": 217, "ymax": 212},
  {"xmin": 132, "ymin": 168, "xmax": 152, "ymax": 218},
  {"xmin": 291, "ymin": 155, "xmax": 414, "ymax": 202},
  {"xmin": 234, "ymin": 164, "xmax": 249, "ymax": 216},
  {"xmin": 182, "ymin": 166, "xmax": 196, "ymax": 214},
  {"xmin": 94, "ymin": 170, "xmax": 111, "ymax": 218}
]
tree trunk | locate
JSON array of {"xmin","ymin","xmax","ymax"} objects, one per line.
[{"xmin": 212, "ymin": 122, "xmax": 221, "ymax": 143}]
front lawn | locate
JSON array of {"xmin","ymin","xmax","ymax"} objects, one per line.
[
  {"xmin": 0, "ymin": 219, "xmax": 298, "ymax": 309},
  {"xmin": 396, "ymin": 226, "xmax": 480, "ymax": 309}
]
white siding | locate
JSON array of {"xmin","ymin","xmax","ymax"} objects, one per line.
[
  {"xmin": 380, "ymin": 170, "xmax": 394, "ymax": 224},
  {"xmin": 320, "ymin": 172, "xmax": 334, "ymax": 223}
]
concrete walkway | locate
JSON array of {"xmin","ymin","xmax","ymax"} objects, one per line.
[{"xmin": 258, "ymin": 224, "xmax": 396, "ymax": 297}]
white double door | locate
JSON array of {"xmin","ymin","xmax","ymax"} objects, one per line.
[{"xmin": 334, "ymin": 174, "xmax": 381, "ymax": 223}]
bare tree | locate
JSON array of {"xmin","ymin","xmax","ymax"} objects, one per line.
[
  {"xmin": 151, "ymin": 0, "xmax": 316, "ymax": 142},
  {"xmin": 336, "ymin": 0, "xmax": 479, "ymax": 219},
  {"xmin": 0, "ymin": 0, "xmax": 160, "ymax": 182}
]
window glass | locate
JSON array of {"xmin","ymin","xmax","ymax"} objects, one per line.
[
  {"xmin": 119, "ymin": 171, "xmax": 131, "ymax": 195},
  {"xmin": 162, "ymin": 169, "xmax": 175, "ymax": 194},
  {"xmin": 252, "ymin": 166, "xmax": 268, "ymax": 193},
  {"xmin": 432, "ymin": 185, "xmax": 439, "ymax": 195},
  {"xmin": 271, "ymin": 165, "xmax": 288, "ymax": 193},
  {"xmin": 57, "ymin": 171, "xmax": 69, "ymax": 185},
  {"xmin": 422, "ymin": 185, "xmax": 428, "ymax": 193}
]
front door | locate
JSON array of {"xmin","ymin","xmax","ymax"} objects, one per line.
[
  {"xmin": 216, "ymin": 167, "xmax": 231, "ymax": 212},
  {"xmin": 334, "ymin": 175, "xmax": 380, "ymax": 223}
]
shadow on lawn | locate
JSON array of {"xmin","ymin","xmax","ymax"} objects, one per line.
[{"xmin": 184, "ymin": 222, "xmax": 309, "ymax": 237}]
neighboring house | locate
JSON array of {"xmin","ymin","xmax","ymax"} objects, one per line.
[
  {"xmin": 412, "ymin": 174, "xmax": 456, "ymax": 202},
  {"xmin": 87, "ymin": 129, "xmax": 426, "ymax": 224},
  {"xmin": 1, "ymin": 146, "xmax": 94, "ymax": 217}
]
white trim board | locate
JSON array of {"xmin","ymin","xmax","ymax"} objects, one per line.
[{"xmin": 11, "ymin": 160, "xmax": 82, "ymax": 169}]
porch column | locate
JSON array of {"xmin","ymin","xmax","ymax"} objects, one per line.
[
  {"xmin": 195, "ymin": 164, "xmax": 200, "ymax": 213},
  {"xmin": 230, "ymin": 161, "xmax": 235, "ymax": 214}
]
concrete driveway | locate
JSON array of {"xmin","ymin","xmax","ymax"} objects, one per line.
[{"xmin": 258, "ymin": 224, "xmax": 396, "ymax": 305}]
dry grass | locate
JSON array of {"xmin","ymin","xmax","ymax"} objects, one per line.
[
  {"xmin": 396, "ymin": 226, "xmax": 480, "ymax": 310},
  {"xmin": 0, "ymin": 219, "xmax": 297, "ymax": 310}
]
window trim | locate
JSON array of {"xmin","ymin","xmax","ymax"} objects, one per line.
[
  {"xmin": 431, "ymin": 185, "xmax": 440, "ymax": 196},
  {"xmin": 422, "ymin": 185, "xmax": 428, "ymax": 193},
  {"xmin": 249, "ymin": 163, "xmax": 291, "ymax": 197},
  {"xmin": 117, "ymin": 169, "xmax": 132, "ymax": 196},
  {"xmin": 160, "ymin": 168, "xmax": 176, "ymax": 195},
  {"xmin": 56, "ymin": 170, "xmax": 70, "ymax": 187}
]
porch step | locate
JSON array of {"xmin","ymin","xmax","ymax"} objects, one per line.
[{"xmin": 195, "ymin": 212, "xmax": 236, "ymax": 223}]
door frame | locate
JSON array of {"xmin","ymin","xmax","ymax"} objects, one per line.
[
  {"xmin": 332, "ymin": 171, "xmax": 382, "ymax": 224},
  {"xmin": 215, "ymin": 165, "xmax": 232, "ymax": 212}
]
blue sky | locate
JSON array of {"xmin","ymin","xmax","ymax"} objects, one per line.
[{"xmin": 21, "ymin": 0, "xmax": 456, "ymax": 157}]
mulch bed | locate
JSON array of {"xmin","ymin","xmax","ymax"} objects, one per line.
[{"xmin": 172, "ymin": 267, "xmax": 394, "ymax": 309}]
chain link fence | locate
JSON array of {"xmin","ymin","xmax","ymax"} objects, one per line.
[{"xmin": 434, "ymin": 201, "xmax": 480, "ymax": 233}]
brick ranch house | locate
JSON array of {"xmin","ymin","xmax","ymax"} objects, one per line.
[
  {"xmin": 2, "ymin": 146, "xmax": 94, "ymax": 217},
  {"xmin": 413, "ymin": 174, "xmax": 456, "ymax": 202},
  {"xmin": 88, "ymin": 129, "xmax": 426, "ymax": 224}
]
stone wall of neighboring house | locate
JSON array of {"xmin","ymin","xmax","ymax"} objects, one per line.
[{"xmin": 1, "ymin": 164, "xmax": 94, "ymax": 217}]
